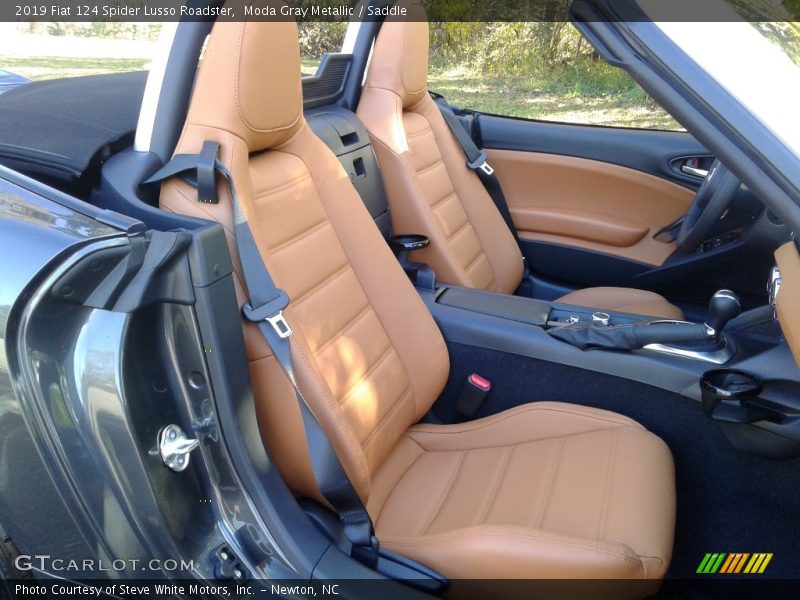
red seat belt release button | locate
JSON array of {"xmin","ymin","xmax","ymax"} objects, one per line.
[{"xmin": 457, "ymin": 373, "xmax": 492, "ymax": 419}]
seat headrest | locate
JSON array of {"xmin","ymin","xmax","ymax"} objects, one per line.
[
  {"xmin": 364, "ymin": 1, "xmax": 429, "ymax": 108},
  {"xmin": 183, "ymin": 15, "xmax": 303, "ymax": 153}
]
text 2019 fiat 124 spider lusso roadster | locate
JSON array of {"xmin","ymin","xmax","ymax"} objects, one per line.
[{"xmin": 1, "ymin": 1, "xmax": 800, "ymax": 598}]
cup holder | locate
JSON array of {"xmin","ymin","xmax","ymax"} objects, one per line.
[
  {"xmin": 389, "ymin": 234, "xmax": 430, "ymax": 255},
  {"xmin": 700, "ymin": 370, "xmax": 800, "ymax": 459},
  {"xmin": 700, "ymin": 369, "xmax": 774, "ymax": 423},
  {"xmin": 388, "ymin": 235, "xmax": 435, "ymax": 291}
]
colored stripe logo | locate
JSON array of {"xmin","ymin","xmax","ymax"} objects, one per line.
[{"xmin": 697, "ymin": 553, "xmax": 773, "ymax": 574}]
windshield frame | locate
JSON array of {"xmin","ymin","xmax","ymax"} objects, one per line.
[{"xmin": 638, "ymin": 0, "xmax": 800, "ymax": 159}]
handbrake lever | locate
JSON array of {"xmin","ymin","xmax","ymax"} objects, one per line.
[{"xmin": 548, "ymin": 320, "xmax": 713, "ymax": 351}]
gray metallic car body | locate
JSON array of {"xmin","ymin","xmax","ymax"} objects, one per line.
[{"xmin": 0, "ymin": 169, "xmax": 302, "ymax": 588}]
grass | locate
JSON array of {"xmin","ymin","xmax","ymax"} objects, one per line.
[
  {"xmin": 429, "ymin": 66, "xmax": 683, "ymax": 131},
  {"xmin": 1, "ymin": 54, "xmax": 682, "ymax": 132},
  {"xmin": 301, "ymin": 58, "xmax": 321, "ymax": 76},
  {"xmin": 0, "ymin": 55, "xmax": 151, "ymax": 80}
]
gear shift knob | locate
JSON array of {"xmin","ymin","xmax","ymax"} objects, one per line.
[{"xmin": 705, "ymin": 290, "xmax": 741, "ymax": 336}]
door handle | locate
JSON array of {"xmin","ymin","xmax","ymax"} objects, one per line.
[{"xmin": 681, "ymin": 164, "xmax": 709, "ymax": 178}]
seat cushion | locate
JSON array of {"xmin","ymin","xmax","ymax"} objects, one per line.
[
  {"xmin": 557, "ymin": 287, "xmax": 684, "ymax": 320},
  {"xmin": 368, "ymin": 403, "xmax": 675, "ymax": 583}
]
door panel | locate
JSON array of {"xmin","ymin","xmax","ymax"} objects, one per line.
[
  {"xmin": 479, "ymin": 114, "xmax": 709, "ymax": 187},
  {"xmin": 486, "ymin": 149, "xmax": 694, "ymax": 266},
  {"xmin": 511, "ymin": 205, "xmax": 649, "ymax": 247},
  {"xmin": 448, "ymin": 82, "xmax": 767, "ymax": 307}
]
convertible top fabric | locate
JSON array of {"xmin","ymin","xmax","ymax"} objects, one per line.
[{"xmin": 0, "ymin": 71, "xmax": 147, "ymax": 183}]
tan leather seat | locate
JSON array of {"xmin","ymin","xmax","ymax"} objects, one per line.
[
  {"xmin": 370, "ymin": 404, "xmax": 675, "ymax": 582},
  {"xmin": 159, "ymin": 14, "xmax": 675, "ymax": 589},
  {"xmin": 356, "ymin": 5, "xmax": 683, "ymax": 321}
]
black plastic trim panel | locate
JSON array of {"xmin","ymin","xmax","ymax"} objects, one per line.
[
  {"xmin": 303, "ymin": 54, "xmax": 353, "ymax": 109},
  {"xmin": 306, "ymin": 106, "xmax": 392, "ymax": 237},
  {"xmin": 437, "ymin": 286, "xmax": 550, "ymax": 326}
]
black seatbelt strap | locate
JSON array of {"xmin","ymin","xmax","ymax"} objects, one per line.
[
  {"xmin": 145, "ymin": 142, "xmax": 380, "ymax": 567},
  {"xmin": 431, "ymin": 94, "xmax": 495, "ymax": 177},
  {"xmin": 432, "ymin": 94, "xmax": 528, "ymax": 275}
]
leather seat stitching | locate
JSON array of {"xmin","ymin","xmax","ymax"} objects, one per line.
[
  {"xmin": 558, "ymin": 289, "xmax": 681, "ymax": 319},
  {"xmin": 290, "ymin": 262, "xmax": 350, "ymax": 306},
  {"xmin": 364, "ymin": 84, "xmax": 407, "ymax": 104},
  {"xmin": 407, "ymin": 428, "xmax": 637, "ymax": 454},
  {"xmin": 267, "ymin": 217, "xmax": 328, "ymax": 254},
  {"xmin": 380, "ymin": 530, "xmax": 644, "ymax": 568},
  {"xmin": 405, "ymin": 93, "xmax": 428, "ymax": 112},
  {"xmin": 597, "ymin": 428, "xmax": 620, "ymax": 541},
  {"xmin": 372, "ymin": 445, "xmax": 425, "ymax": 527},
  {"xmin": 464, "ymin": 250, "xmax": 493, "ymax": 291},
  {"xmin": 405, "ymin": 126, "xmax": 433, "ymax": 140},
  {"xmin": 617, "ymin": 301, "xmax": 667, "ymax": 312},
  {"xmin": 252, "ymin": 172, "xmax": 312, "ymax": 200},
  {"xmin": 232, "ymin": 23, "xmax": 303, "ymax": 137},
  {"xmin": 418, "ymin": 450, "xmax": 467, "ymax": 535},
  {"xmin": 638, "ymin": 554, "xmax": 667, "ymax": 566},
  {"xmin": 534, "ymin": 437, "xmax": 565, "ymax": 529},
  {"xmin": 399, "ymin": 23, "xmax": 427, "ymax": 99},
  {"xmin": 362, "ymin": 385, "xmax": 413, "ymax": 450},
  {"xmin": 463, "ymin": 246, "xmax": 487, "ymax": 273},
  {"xmin": 182, "ymin": 119, "xmax": 260, "ymax": 141},
  {"xmin": 446, "ymin": 218, "xmax": 472, "ymax": 242},
  {"xmin": 293, "ymin": 336, "xmax": 371, "ymax": 498},
  {"xmin": 338, "ymin": 343, "xmax": 395, "ymax": 405},
  {"xmin": 312, "ymin": 303, "xmax": 372, "ymax": 356},
  {"xmin": 409, "ymin": 405, "xmax": 638, "ymax": 440},
  {"xmin": 415, "ymin": 156, "xmax": 445, "ymax": 175},
  {"xmin": 477, "ymin": 445, "xmax": 514, "ymax": 526},
  {"xmin": 366, "ymin": 127, "xmax": 407, "ymax": 163},
  {"xmin": 429, "ymin": 189, "xmax": 457, "ymax": 210}
]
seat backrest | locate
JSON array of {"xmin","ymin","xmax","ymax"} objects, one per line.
[
  {"xmin": 356, "ymin": 4, "xmax": 524, "ymax": 294},
  {"xmin": 159, "ymin": 15, "xmax": 449, "ymax": 504}
]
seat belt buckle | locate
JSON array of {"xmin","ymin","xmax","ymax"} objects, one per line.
[
  {"xmin": 467, "ymin": 151, "xmax": 494, "ymax": 176},
  {"xmin": 242, "ymin": 290, "xmax": 292, "ymax": 338},
  {"xmin": 456, "ymin": 373, "xmax": 492, "ymax": 420},
  {"xmin": 265, "ymin": 310, "xmax": 292, "ymax": 339}
]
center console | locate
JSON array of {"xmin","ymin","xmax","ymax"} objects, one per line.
[{"xmin": 423, "ymin": 272, "xmax": 800, "ymax": 458}]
